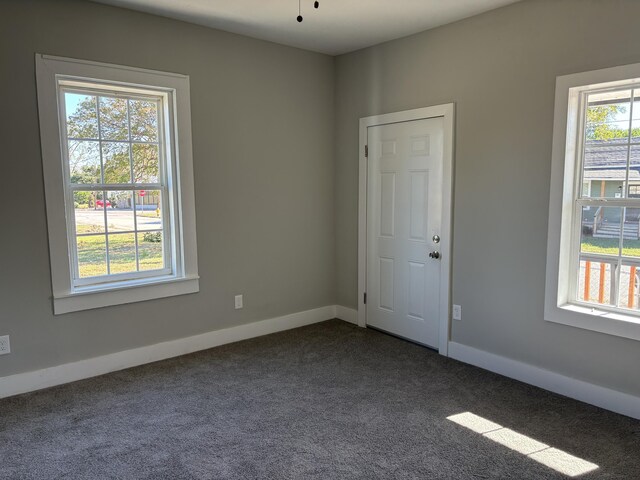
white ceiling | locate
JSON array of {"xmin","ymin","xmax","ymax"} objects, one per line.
[{"xmin": 91, "ymin": 0, "xmax": 521, "ymax": 55}]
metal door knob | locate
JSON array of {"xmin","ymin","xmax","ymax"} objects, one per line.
[{"xmin": 429, "ymin": 251, "xmax": 440, "ymax": 259}]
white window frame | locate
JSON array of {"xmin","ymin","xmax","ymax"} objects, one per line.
[
  {"xmin": 545, "ymin": 62, "xmax": 640, "ymax": 341},
  {"xmin": 36, "ymin": 55, "xmax": 199, "ymax": 314}
]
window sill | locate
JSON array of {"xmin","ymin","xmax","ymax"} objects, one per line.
[
  {"xmin": 53, "ymin": 275, "xmax": 199, "ymax": 314},
  {"xmin": 545, "ymin": 302, "xmax": 640, "ymax": 342}
]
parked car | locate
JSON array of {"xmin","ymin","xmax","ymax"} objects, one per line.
[{"xmin": 96, "ymin": 199, "xmax": 112, "ymax": 207}]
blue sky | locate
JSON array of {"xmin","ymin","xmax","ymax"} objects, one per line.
[{"xmin": 65, "ymin": 92, "xmax": 90, "ymax": 117}]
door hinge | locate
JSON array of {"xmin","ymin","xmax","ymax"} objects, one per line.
[
  {"xmin": 365, "ymin": 145, "xmax": 368, "ymax": 158},
  {"xmin": 364, "ymin": 292, "xmax": 367, "ymax": 304}
]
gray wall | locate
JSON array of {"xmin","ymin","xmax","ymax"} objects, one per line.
[
  {"xmin": 2, "ymin": 0, "xmax": 639, "ymax": 399},
  {"xmin": 0, "ymin": 0, "xmax": 335, "ymax": 377},
  {"xmin": 335, "ymin": 0, "xmax": 640, "ymax": 396}
]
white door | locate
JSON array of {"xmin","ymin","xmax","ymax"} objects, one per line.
[{"xmin": 366, "ymin": 117, "xmax": 444, "ymax": 347}]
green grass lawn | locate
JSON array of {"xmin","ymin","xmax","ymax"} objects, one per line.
[
  {"xmin": 581, "ymin": 237, "xmax": 640, "ymax": 256},
  {"xmin": 77, "ymin": 232, "xmax": 163, "ymax": 277},
  {"xmin": 76, "ymin": 224, "xmax": 104, "ymax": 234}
]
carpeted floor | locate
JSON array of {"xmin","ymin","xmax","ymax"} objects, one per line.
[{"xmin": 1, "ymin": 319, "xmax": 638, "ymax": 479}]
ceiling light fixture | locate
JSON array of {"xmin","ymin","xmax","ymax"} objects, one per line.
[{"xmin": 297, "ymin": 0, "xmax": 319, "ymax": 23}]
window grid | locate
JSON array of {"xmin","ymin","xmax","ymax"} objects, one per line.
[
  {"xmin": 63, "ymin": 86, "xmax": 170, "ymax": 285},
  {"xmin": 629, "ymin": 185, "xmax": 640, "ymax": 196},
  {"xmin": 574, "ymin": 86, "xmax": 640, "ymax": 313}
]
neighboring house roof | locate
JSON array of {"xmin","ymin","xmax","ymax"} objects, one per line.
[
  {"xmin": 584, "ymin": 169, "xmax": 640, "ymax": 180},
  {"xmin": 584, "ymin": 140, "xmax": 640, "ymax": 180}
]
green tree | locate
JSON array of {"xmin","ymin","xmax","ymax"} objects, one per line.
[
  {"xmin": 586, "ymin": 104, "xmax": 627, "ymax": 141},
  {"xmin": 73, "ymin": 191, "xmax": 92, "ymax": 207}
]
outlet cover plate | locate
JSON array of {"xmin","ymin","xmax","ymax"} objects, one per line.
[
  {"xmin": 0, "ymin": 335, "xmax": 10, "ymax": 355},
  {"xmin": 452, "ymin": 304, "xmax": 462, "ymax": 321},
  {"xmin": 234, "ymin": 295, "xmax": 243, "ymax": 309}
]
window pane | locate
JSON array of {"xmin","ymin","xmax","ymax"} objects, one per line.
[
  {"xmin": 129, "ymin": 100, "xmax": 158, "ymax": 142},
  {"xmin": 628, "ymin": 146, "xmax": 640, "ymax": 189},
  {"xmin": 581, "ymin": 206, "xmax": 622, "ymax": 255},
  {"xmin": 102, "ymin": 142, "xmax": 131, "ymax": 184},
  {"xmin": 74, "ymin": 191, "xmax": 105, "ymax": 234},
  {"xmin": 68, "ymin": 140, "xmax": 101, "ymax": 184},
  {"xmin": 577, "ymin": 260, "xmax": 614, "ymax": 306},
  {"xmin": 585, "ymin": 90, "xmax": 631, "ymax": 146},
  {"xmin": 618, "ymin": 263, "xmax": 640, "ymax": 310},
  {"xmin": 106, "ymin": 191, "xmax": 134, "ymax": 232},
  {"xmin": 108, "ymin": 233, "xmax": 137, "ymax": 274},
  {"xmin": 621, "ymin": 207, "xmax": 640, "ymax": 258},
  {"xmin": 583, "ymin": 146, "xmax": 628, "ymax": 198},
  {"xmin": 65, "ymin": 93, "xmax": 98, "ymax": 139},
  {"xmin": 135, "ymin": 190, "xmax": 163, "ymax": 231},
  {"xmin": 77, "ymin": 234, "xmax": 107, "ymax": 278},
  {"xmin": 132, "ymin": 144, "xmax": 159, "ymax": 183},
  {"xmin": 138, "ymin": 231, "xmax": 164, "ymax": 271},
  {"xmin": 631, "ymin": 94, "xmax": 640, "ymax": 143},
  {"xmin": 98, "ymin": 96, "xmax": 128, "ymax": 140}
]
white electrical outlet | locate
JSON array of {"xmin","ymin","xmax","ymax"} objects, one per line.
[
  {"xmin": 234, "ymin": 294, "xmax": 243, "ymax": 309},
  {"xmin": 452, "ymin": 304, "xmax": 462, "ymax": 321},
  {"xmin": 0, "ymin": 335, "xmax": 10, "ymax": 355}
]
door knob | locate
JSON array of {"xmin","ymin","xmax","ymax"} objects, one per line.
[{"xmin": 429, "ymin": 251, "xmax": 440, "ymax": 259}]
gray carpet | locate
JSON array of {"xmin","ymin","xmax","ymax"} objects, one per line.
[{"xmin": 1, "ymin": 319, "xmax": 638, "ymax": 479}]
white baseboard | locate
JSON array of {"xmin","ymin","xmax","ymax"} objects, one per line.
[
  {"xmin": 448, "ymin": 342, "xmax": 640, "ymax": 420},
  {"xmin": 0, "ymin": 305, "xmax": 338, "ymax": 399},
  {"xmin": 335, "ymin": 305, "xmax": 358, "ymax": 325}
]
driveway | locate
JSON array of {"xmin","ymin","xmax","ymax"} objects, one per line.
[{"xmin": 75, "ymin": 209, "xmax": 162, "ymax": 232}]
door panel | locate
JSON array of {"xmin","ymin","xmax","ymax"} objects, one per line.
[
  {"xmin": 379, "ymin": 173, "xmax": 396, "ymax": 237},
  {"xmin": 366, "ymin": 118, "xmax": 444, "ymax": 347},
  {"xmin": 408, "ymin": 261, "xmax": 426, "ymax": 319},
  {"xmin": 409, "ymin": 171, "xmax": 428, "ymax": 241},
  {"xmin": 379, "ymin": 257, "xmax": 394, "ymax": 311}
]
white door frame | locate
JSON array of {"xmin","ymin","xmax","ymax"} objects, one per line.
[{"xmin": 358, "ymin": 104, "xmax": 455, "ymax": 356}]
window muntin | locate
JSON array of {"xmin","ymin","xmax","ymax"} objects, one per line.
[
  {"xmin": 574, "ymin": 85, "xmax": 640, "ymax": 315},
  {"xmin": 60, "ymin": 84, "xmax": 173, "ymax": 288}
]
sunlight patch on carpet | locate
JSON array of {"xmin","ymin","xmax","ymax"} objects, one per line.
[{"xmin": 447, "ymin": 412, "xmax": 599, "ymax": 477}]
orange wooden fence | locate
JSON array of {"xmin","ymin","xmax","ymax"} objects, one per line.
[
  {"xmin": 630, "ymin": 266, "xmax": 637, "ymax": 308},
  {"xmin": 583, "ymin": 261, "xmax": 637, "ymax": 308}
]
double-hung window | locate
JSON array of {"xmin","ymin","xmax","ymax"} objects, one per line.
[
  {"xmin": 546, "ymin": 62, "xmax": 640, "ymax": 341},
  {"xmin": 36, "ymin": 55, "xmax": 199, "ymax": 314}
]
